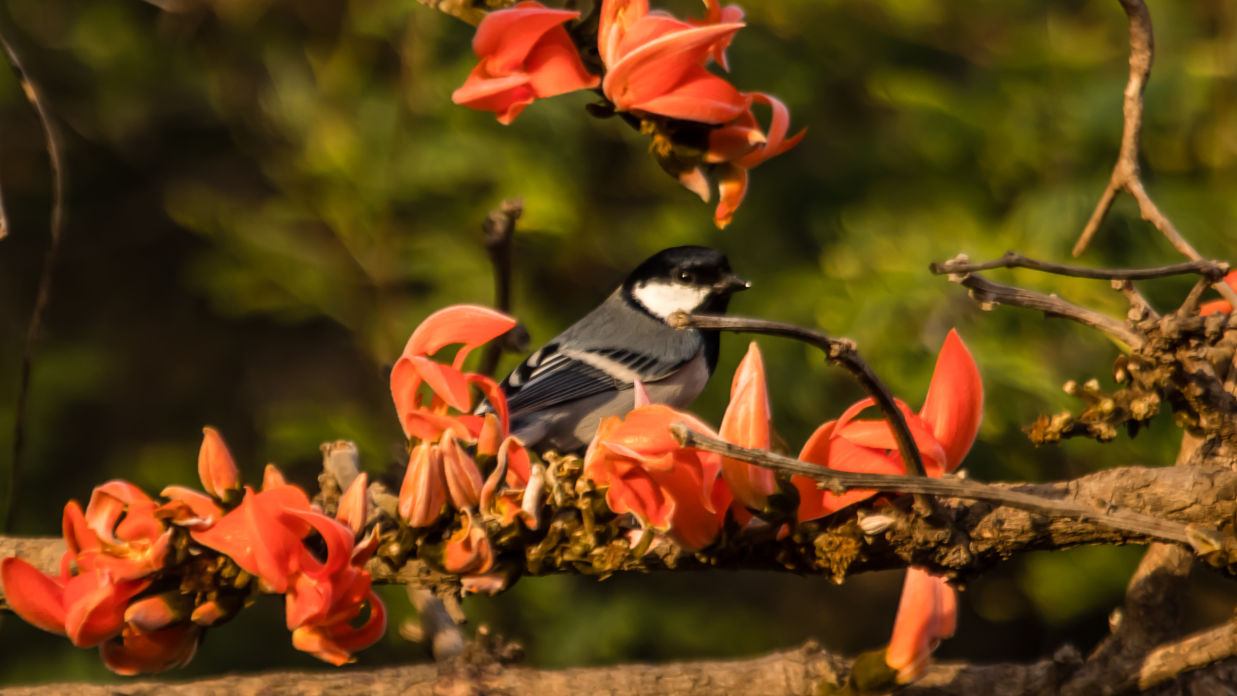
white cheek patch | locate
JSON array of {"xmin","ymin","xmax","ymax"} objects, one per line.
[{"xmin": 632, "ymin": 280, "xmax": 712, "ymax": 319}]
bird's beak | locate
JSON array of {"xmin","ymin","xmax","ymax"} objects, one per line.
[{"xmin": 714, "ymin": 273, "xmax": 751, "ymax": 294}]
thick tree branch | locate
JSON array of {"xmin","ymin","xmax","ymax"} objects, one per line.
[
  {"xmin": 5, "ymin": 641, "xmax": 1237, "ymax": 696},
  {"xmin": 5, "ymin": 461, "xmax": 1236, "ymax": 610},
  {"xmin": 672, "ymin": 425, "xmax": 1196, "ymax": 546}
]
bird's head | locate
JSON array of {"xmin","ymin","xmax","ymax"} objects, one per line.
[{"xmin": 623, "ymin": 246, "xmax": 750, "ymax": 320}]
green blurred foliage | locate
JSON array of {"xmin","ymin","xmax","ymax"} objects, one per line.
[{"xmin": 1, "ymin": 0, "xmax": 1235, "ymax": 685}]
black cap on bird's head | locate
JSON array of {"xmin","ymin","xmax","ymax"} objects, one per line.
[{"xmin": 622, "ymin": 246, "xmax": 750, "ymax": 319}]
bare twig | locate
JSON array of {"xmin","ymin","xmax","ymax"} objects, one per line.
[
  {"xmin": 670, "ymin": 311, "xmax": 942, "ymax": 519},
  {"xmin": 0, "ymin": 23, "xmax": 69, "ymax": 533},
  {"xmin": 1071, "ymin": 0, "xmax": 1237, "ymax": 309},
  {"xmin": 670, "ymin": 424, "xmax": 1197, "ymax": 546},
  {"xmin": 668, "ymin": 312, "xmax": 929, "ymax": 485},
  {"xmin": 941, "ymin": 270, "xmax": 1146, "ymax": 348},
  {"xmin": 479, "ymin": 198, "xmax": 524, "ymax": 377},
  {"xmin": 931, "ymin": 252, "xmax": 1228, "ymax": 283}
]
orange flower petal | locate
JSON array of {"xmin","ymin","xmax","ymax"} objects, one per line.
[
  {"xmin": 335, "ymin": 472, "xmax": 369, "ymax": 536},
  {"xmin": 441, "ymin": 432, "xmax": 484, "ymax": 510},
  {"xmin": 99, "ymin": 622, "xmax": 200, "ymax": 675},
  {"xmin": 0, "ymin": 557, "xmax": 68, "ymax": 636},
  {"xmin": 919, "ymin": 330, "xmax": 983, "ymax": 472},
  {"xmin": 198, "ymin": 427, "xmax": 241, "ymax": 499},
  {"xmin": 713, "ymin": 162, "xmax": 747, "ymax": 229},
  {"xmin": 719, "ymin": 342, "xmax": 776, "ymax": 509},
  {"xmin": 398, "ymin": 443, "xmax": 446, "ymax": 527},
  {"xmin": 404, "ymin": 304, "xmax": 517, "ymax": 368},
  {"xmin": 886, "ymin": 567, "xmax": 957, "ymax": 683}
]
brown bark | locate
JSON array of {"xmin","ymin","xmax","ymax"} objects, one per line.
[{"xmin": 2, "ymin": 643, "xmax": 1236, "ymax": 696}]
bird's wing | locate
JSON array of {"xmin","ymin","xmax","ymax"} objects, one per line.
[{"xmin": 499, "ymin": 343, "xmax": 692, "ymax": 417}]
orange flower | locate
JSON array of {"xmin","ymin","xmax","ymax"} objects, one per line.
[
  {"xmin": 584, "ymin": 405, "xmax": 722, "ymax": 550},
  {"xmin": 68, "ymin": 481, "xmax": 173, "ymax": 581},
  {"xmin": 444, "ymin": 513, "xmax": 496, "ymax": 576},
  {"xmin": 794, "ymin": 329, "xmax": 983, "ymax": 521},
  {"xmin": 0, "ymin": 555, "xmax": 148, "ymax": 649},
  {"xmin": 707, "ymin": 93, "xmax": 806, "ymax": 227},
  {"xmin": 885, "ymin": 568, "xmax": 957, "ymax": 683},
  {"xmin": 717, "ymin": 342, "xmax": 777, "ymax": 510},
  {"xmin": 390, "ymin": 304, "xmax": 516, "ymax": 442},
  {"xmin": 191, "ymin": 471, "xmax": 385, "ymax": 666},
  {"xmin": 452, "ymin": 2, "xmax": 600, "ymax": 124},
  {"xmin": 1198, "ymin": 270, "xmax": 1237, "ymax": 316},
  {"xmin": 99, "ymin": 622, "xmax": 201, "ymax": 676},
  {"xmin": 599, "ymin": 0, "xmax": 748, "ymax": 123}
]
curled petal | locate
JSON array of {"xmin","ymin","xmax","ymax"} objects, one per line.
[
  {"xmin": 191, "ymin": 486, "xmax": 312, "ymax": 593},
  {"xmin": 0, "ymin": 557, "xmax": 68, "ymax": 636},
  {"xmin": 100, "ymin": 622, "xmax": 200, "ymax": 676},
  {"xmin": 290, "ymin": 590, "xmax": 386, "ymax": 666},
  {"xmin": 467, "ymin": 373, "xmax": 510, "ymax": 435},
  {"xmin": 159, "ymin": 486, "xmax": 224, "ymax": 528},
  {"xmin": 198, "ymin": 427, "xmax": 241, "ymax": 500},
  {"xmin": 919, "ymin": 330, "xmax": 983, "ymax": 471},
  {"xmin": 405, "ymin": 305, "xmax": 518, "ymax": 368},
  {"xmin": 886, "ymin": 568, "xmax": 957, "ymax": 683},
  {"xmin": 64, "ymin": 573, "xmax": 149, "ymax": 647},
  {"xmin": 102, "ymin": 624, "xmax": 199, "ymax": 675},
  {"xmin": 734, "ymin": 93, "xmax": 806, "ymax": 169},
  {"xmin": 502, "ymin": 437, "xmax": 533, "ymax": 487},
  {"xmin": 444, "ymin": 514, "xmax": 495, "ymax": 575},
  {"xmin": 475, "ymin": 412, "xmax": 504, "ymax": 459},
  {"xmin": 411, "ymin": 356, "xmax": 472, "ymax": 413},
  {"xmin": 713, "ymin": 163, "xmax": 747, "ymax": 229},
  {"xmin": 124, "ymin": 593, "xmax": 186, "ymax": 632},
  {"xmin": 63, "ymin": 501, "xmax": 100, "ymax": 568}
]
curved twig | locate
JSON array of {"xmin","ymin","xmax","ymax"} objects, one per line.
[
  {"xmin": 1070, "ymin": 0, "xmax": 1237, "ymax": 309},
  {"xmin": 668, "ymin": 311, "xmax": 935, "ymax": 513},
  {"xmin": 931, "ymin": 252, "xmax": 1228, "ymax": 283},
  {"xmin": 0, "ymin": 23, "xmax": 69, "ymax": 533}
]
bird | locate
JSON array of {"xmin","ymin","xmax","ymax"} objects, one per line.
[{"xmin": 484, "ymin": 245, "xmax": 750, "ymax": 453}]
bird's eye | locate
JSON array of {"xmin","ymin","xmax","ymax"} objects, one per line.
[{"xmin": 677, "ymin": 270, "xmax": 693, "ymax": 282}]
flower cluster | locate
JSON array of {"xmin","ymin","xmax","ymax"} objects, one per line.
[
  {"xmin": 452, "ymin": 0, "xmax": 804, "ymax": 227},
  {"xmin": 581, "ymin": 329, "xmax": 982, "ymax": 681},
  {"xmin": 389, "ymin": 304, "xmax": 537, "ymax": 594},
  {"xmin": 0, "ymin": 428, "xmax": 385, "ymax": 674}
]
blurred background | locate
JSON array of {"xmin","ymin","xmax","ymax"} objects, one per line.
[{"xmin": 1, "ymin": 0, "xmax": 1235, "ymax": 685}]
